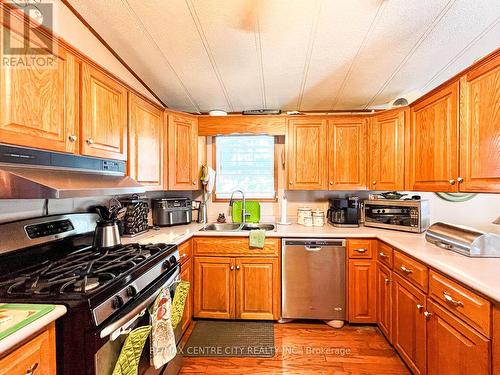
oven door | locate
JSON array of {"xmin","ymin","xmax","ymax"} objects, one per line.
[{"xmin": 94, "ymin": 267, "xmax": 183, "ymax": 375}]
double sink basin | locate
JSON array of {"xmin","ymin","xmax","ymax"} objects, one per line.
[{"xmin": 200, "ymin": 223, "xmax": 276, "ymax": 232}]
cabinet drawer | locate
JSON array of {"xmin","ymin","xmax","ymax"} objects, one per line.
[
  {"xmin": 0, "ymin": 324, "xmax": 55, "ymax": 375},
  {"xmin": 377, "ymin": 242, "xmax": 393, "ymax": 268},
  {"xmin": 348, "ymin": 239, "xmax": 374, "ymax": 259},
  {"xmin": 178, "ymin": 239, "xmax": 192, "ymax": 264},
  {"xmin": 393, "ymin": 251, "xmax": 428, "ymax": 292},
  {"xmin": 429, "ymin": 270, "xmax": 491, "ymax": 337},
  {"xmin": 193, "ymin": 237, "xmax": 279, "ymax": 257}
]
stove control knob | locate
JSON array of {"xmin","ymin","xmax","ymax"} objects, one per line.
[
  {"xmin": 162, "ymin": 260, "xmax": 171, "ymax": 270},
  {"xmin": 169, "ymin": 256, "xmax": 178, "ymax": 265},
  {"xmin": 112, "ymin": 295, "xmax": 124, "ymax": 309},
  {"xmin": 126, "ymin": 286, "xmax": 137, "ymax": 297}
]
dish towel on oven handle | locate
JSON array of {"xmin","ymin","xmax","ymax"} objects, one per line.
[
  {"xmin": 112, "ymin": 325, "xmax": 151, "ymax": 375},
  {"xmin": 170, "ymin": 280, "xmax": 190, "ymax": 330},
  {"xmin": 150, "ymin": 287, "xmax": 177, "ymax": 369}
]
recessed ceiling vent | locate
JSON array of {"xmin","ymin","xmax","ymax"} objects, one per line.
[{"xmin": 391, "ymin": 97, "xmax": 409, "ymax": 108}]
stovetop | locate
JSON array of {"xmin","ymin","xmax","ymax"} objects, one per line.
[{"xmin": 0, "ymin": 243, "xmax": 172, "ymax": 298}]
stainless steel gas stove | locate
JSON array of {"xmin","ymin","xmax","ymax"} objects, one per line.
[{"xmin": 0, "ymin": 213, "xmax": 182, "ymax": 375}]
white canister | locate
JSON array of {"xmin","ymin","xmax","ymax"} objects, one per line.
[
  {"xmin": 304, "ymin": 215, "xmax": 313, "ymax": 227},
  {"xmin": 297, "ymin": 207, "xmax": 312, "ymax": 225},
  {"xmin": 312, "ymin": 210, "xmax": 325, "ymax": 227}
]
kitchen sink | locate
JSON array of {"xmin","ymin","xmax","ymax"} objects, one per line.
[{"xmin": 200, "ymin": 223, "xmax": 276, "ymax": 232}]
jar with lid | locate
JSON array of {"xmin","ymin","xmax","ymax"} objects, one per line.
[
  {"xmin": 312, "ymin": 209, "xmax": 325, "ymax": 227},
  {"xmin": 297, "ymin": 207, "xmax": 312, "ymax": 225}
]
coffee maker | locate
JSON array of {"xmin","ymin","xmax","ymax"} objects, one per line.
[{"xmin": 327, "ymin": 197, "xmax": 360, "ymax": 227}]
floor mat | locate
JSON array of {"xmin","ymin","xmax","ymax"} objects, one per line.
[{"xmin": 182, "ymin": 320, "xmax": 275, "ymax": 358}]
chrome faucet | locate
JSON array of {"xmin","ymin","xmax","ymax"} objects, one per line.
[{"xmin": 229, "ymin": 190, "xmax": 249, "ymax": 225}]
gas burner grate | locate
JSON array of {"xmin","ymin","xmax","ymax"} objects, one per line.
[{"xmin": 0, "ymin": 243, "xmax": 168, "ymax": 296}]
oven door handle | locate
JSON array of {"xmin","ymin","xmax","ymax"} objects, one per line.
[{"xmin": 99, "ymin": 270, "xmax": 179, "ymax": 340}]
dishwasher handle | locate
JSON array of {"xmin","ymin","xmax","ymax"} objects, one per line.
[{"xmin": 304, "ymin": 245, "xmax": 322, "ymax": 251}]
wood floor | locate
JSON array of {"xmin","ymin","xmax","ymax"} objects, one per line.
[{"xmin": 179, "ymin": 321, "xmax": 410, "ymax": 374}]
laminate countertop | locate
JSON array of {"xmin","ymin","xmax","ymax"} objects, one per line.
[
  {"xmin": 0, "ymin": 304, "xmax": 66, "ymax": 356},
  {"xmin": 124, "ymin": 222, "xmax": 500, "ymax": 303}
]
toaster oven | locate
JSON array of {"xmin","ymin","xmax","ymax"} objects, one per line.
[{"xmin": 362, "ymin": 199, "xmax": 429, "ymax": 233}]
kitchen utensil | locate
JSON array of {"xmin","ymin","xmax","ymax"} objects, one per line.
[{"xmin": 379, "ymin": 191, "xmax": 407, "ymax": 200}]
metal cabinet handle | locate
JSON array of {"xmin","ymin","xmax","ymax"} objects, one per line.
[
  {"xmin": 443, "ymin": 291, "xmax": 464, "ymax": 307},
  {"xmin": 384, "ymin": 278, "xmax": 391, "ymax": 284},
  {"xmin": 457, "ymin": 177, "xmax": 464, "ymax": 183},
  {"xmin": 372, "ymin": 180, "xmax": 377, "ymax": 185},
  {"xmin": 230, "ymin": 266, "xmax": 234, "ymax": 270},
  {"xmin": 180, "ymin": 254, "xmax": 187, "ymax": 259},
  {"xmin": 449, "ymin": 179, "xmax": 456, "ymax": 185},
  {"xmin": 329, "ymin": 181, "xmax": 333, "ymax": 185},
  {"xmin": 424, "ymin": 311, "xmax": 432, "ymax": 318},
  {"xmin": 416, "ymin": 304, "xmax": 424, "ymax": 311},
  {"xmin": 86, "ymin": 138, "xmax": 94, "ymax": 145},
  {"xmin": 355, "ymin": 248, "xmax": 367, "ymax": 253},
  {"xmin": 68, "ymin": 134, "xmax": 77, "ymax": 142},
  {"xmin": 192, "ymin": 181, "xmax": 197, "ymax": 185},
  {"xmin": 289, "ymin": 181, "xmax": 294, "ymax": 185},
  {"xmin": 236, "ymin": 266, "xmax": 240, "ymax": 270},
  {"xmin": 379, "ymin": 252, "xmax": 387, "ymax": 258},
  {"xmin": 26, "ymin": 363, "xmax": 38, "ymax": 375},
  {"xmin": 400, "ymin": 265, "xmax": 413, "ymax": 274}
]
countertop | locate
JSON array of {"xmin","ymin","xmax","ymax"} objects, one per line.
[
  {"xmin": 125, "ymin": 222, "xmax": 500, "ymax": 303},
  {"xmin": 0, "ymin": 304, "xmax": 66, "ymax": 356}
]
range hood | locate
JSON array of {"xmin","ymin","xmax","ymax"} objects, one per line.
[{"xmin": 0, "ymin": 144, "xmax": 146, "ymax": 199}]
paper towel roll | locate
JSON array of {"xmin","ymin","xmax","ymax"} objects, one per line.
[{"xmin": 279, "ymin": 196, "xmax": 291, "ymax": 225}]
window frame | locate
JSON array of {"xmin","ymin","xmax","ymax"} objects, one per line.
[{"xmin": 212, "ymin": 135, "xmax": 279, "ymax": 202}]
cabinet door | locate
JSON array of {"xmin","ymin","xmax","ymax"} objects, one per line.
[
  {"xmin": 179, "ymin": 257, "xmax": 193, "ymax": 335},
  {"xmin": 193, "ymin": 257, "xmax": 235, "ymax": 319},
  {"xmin": 348, "ymin": 259, "xmax": 376, "ymax": 323},
  {"xmin": 328, "ymin": 118, "xmax": 368, "ymax": 190},
  {"xmin": 377, "ymin": 262, "xmax": 393, "ymax": 343},
  {"xmin": 0, "ymin": 36, "xmax": 78, "ymax": 153},
  {"xmin": 369, "ymin": 109, "xmax": 406, "ymax": 190},
  {"xmin": 459, "ymin": 55, "xmax": 500, "ymax": 192},
  {"xmin": 427, "ymin": 300, "xmax": 490, "ymax": 375},
  {"xmin": 392, "ymin": 274, "xmax": 426, "ymax": 375},
  {"xmin": 409, "ymin": 82, "xmax": 459, "ymax": 192},
  {"xmin": 167, "ymin": 113, "xmax": 199, "ymax": 190},
  {"xmin": 128, "ymin": 93, "xmax": 164, "ymax": 189},
  {"xmin": 286, "ymin": 119, "xmax": 328, "ymax": 190},
  {"xmin": 81, "ymin": 63, "xmax": 128, "ymax": 160},
  {"xmin": 235, "ymin": 258, "xmax": 280, "ymax": 320}
]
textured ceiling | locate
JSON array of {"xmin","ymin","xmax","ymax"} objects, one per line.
[{"xmin": 66, "ymin": 0, "xmax": 500, "ymax": 113}]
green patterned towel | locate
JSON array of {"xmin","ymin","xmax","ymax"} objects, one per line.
[
  {"xmin": 112, "ymin": 325, "xmax": 151, "ymax": 375},
  {"xmin": 171, "ymin": 281, "xmax": 190, "ymax": 329},
  {"xmin": 249, "ymin": 229, "xmax": 266, "ymax": 249}
]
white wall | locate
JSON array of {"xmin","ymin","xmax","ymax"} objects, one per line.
[{"xmin": 47, "ymin": 0, "xmax": 160, "ymax": 105}]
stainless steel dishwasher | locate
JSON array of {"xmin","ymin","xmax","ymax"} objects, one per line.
[{"xmin": 282, "ymin": 238, "xmax": 346, "ymax": 320}]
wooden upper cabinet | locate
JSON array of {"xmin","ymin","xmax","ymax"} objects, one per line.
[
  {"xmin": 235, "ymin": 257, "xmax": 280, "ymax": 320},
  {"xmin": 0, "ymin": 38, "xmax": 78, "ymax": 153},
  {"xmin": 286, "ymin": 119, "xmax": 328, "ymax": 190},
  {"xmin": 328, "ymin": 118, "xmax": 368, "ymax": 190},
  {"xmin": 409, "ymin": 82, "xmax": 459, "ymax": 192},
  {"xmin": 193, "ymin": 257, "xmax": 235, "ymax": 319},
  {"xmin": 369, "ymin": 109, "xmax": 406, "ymax": 190},
  {"xmin": 459, "ymin": 53, "xmax": 500, "ymax": 192},
  {"xmin": 128, "ymin": 93, "xmax": 164, "ymax": 190},
  {"xmin": 167, "ymin": 113, "xmax": 199, "ymax": 190},
  {"xmin": 426, "ymin": 300, "xmax": 490, "ymax": 375},
  {"xmin": 81, "ymin": 63, "xmax": 128, "ymax": 160}
]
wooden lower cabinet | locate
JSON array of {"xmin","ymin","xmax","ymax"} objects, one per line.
[
  {"xmin": 235, "ymin": 258, "xmax": 280, "ymax": 320},
  {"xmin": 348, "ymin": 259, "xmax": 376, "ymax": 323},
  {"xmin": 0, "ymin": 322, "xmax": 56, "ymax": 375},
  {"xmin": 426, "ymin": 299, "xmax": 490, "ymax": 375},
  {"xmin": 392, "ymin": 274, "xmax": 426, "ymax": 375},
  {"xmin": 193, "ymin": 257, "xmax": 235, "ymax": 319},
  {"xmin": 180, "ymin": 257, "xmax": 193, "ymax": 335},
  {"xmin": 194, "ymin": 256, "xmax": 280, "ymax": 320},
  {"xmin": 376, "ymin": 262, "xmax": 392, "ymax": 342}
]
